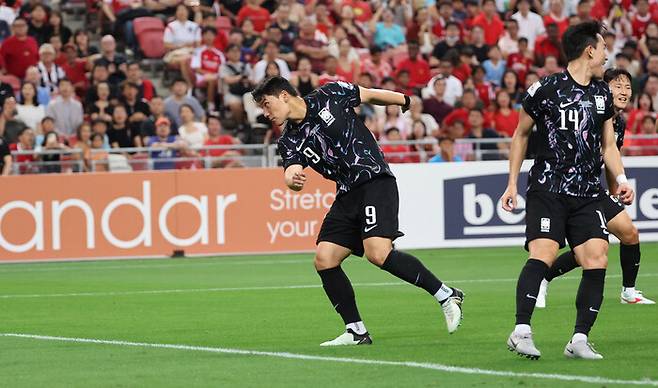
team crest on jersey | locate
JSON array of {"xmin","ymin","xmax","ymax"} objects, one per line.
[
  {"xmin": 527, "ymin": 81, "xmax": 541, "ymax": 97},
  {"xmin": 319, "ymin": 107, "xmax": 336, "ymax": 126},
  {"xmin": 594, "ymin": 95, "xmax": 605, "ymax": 113}
]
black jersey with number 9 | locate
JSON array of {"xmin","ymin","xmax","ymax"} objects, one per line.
[
  {"xmin": 522, "ymin": 71, "xmax": 615, "ymax": 198},
  {"xmin": 277, "ymin": 82, "xmax": 394, "ymax": 195}
]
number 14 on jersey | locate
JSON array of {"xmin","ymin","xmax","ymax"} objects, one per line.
[{"xmin": 559, "ymin": 109, "xmax": 579, "ymax": 131}]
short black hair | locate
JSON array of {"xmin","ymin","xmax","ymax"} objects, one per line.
[
  {"xmin": 58, "ymin": 78, "xmax": 72, "ymax": 87},
  {"xmin": 252, "ymin": 76, "xmax": 299, "ymax": 104},
  {"xmin": 562, "ymin": 21, "xmax": 603, "ymax": 62},
  {"xmin": 17, "ymin": 127, "xmax": 32, "ymax": 138},
  {"xmin": 91, "ymin": 119, "xmax": 108, "ymax": 127},
  {"xmin": 202, "ymin": 26, "xmax": 217, "ymax": 35},
  {"xmin": 604, "ymin": 68, "xmax": 633, "ymax": 84}
]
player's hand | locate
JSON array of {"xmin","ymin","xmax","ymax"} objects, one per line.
[
  {"xmin": 290, "ymin": 171, "xmax": 307, "ymax": 191},
  {"xmin": 501, "ymin": 186, "xmax": 517, "ymax": 212},
  {"xmin": 616, "ymin": 182, "xmax": 635, "ymax": 205}
]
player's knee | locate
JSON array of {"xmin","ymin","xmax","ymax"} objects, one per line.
[
  {"xmin": 364, "ymin": 248, "xmax": 390, "ymax": 267},
  {"xmin": 579, "ymin": 253, "xmax": 608, "ymax": 269},
  {"xmin": 620, "ymin": 224, "xmax": 640, "ymax": 245},
  {"xmin": 314, "ymin": 252, "xmax": 341, "ymax": 271}
]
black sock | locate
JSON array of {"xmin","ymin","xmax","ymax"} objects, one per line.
[
  {"xmin": 545, "ymin": 250, "xmax": 579, "ymax": 281},
  {"xmin": 381, "ymin": 250, "xmax": 443, "ymax": 295},
  {"xmin": 515, "ymin": 259, "xmax": 549, "ymax": 325},
  {"xmin": 620, "ymin": 243, "xmax": 641, "ymax": 288},
  {"xmin": 317, "ymin": 266, "xmax": 361, "ymax": 325},
  {"xmin": 575, "ymin": 268, "xmax": 606, "ymax": 336}
]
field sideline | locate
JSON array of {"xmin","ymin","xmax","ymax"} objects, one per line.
[{"xmin": 1, "ymin": 244, "xmax": 657, "ymax": 387}]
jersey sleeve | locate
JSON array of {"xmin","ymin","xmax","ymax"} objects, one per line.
[
  {"xmin": 521, "ymin": 79, "xmax": 545, "ymax": 122},
  {"xmin": 318, "ymin": 81, "xmax": 361, "ymax": 108},
  {"xmin": 277, "ymin": 137, "xmax": 307, "ymax": 169},
  {"xmin": 602, "ymin": 86, "xmax": 615, "ymax": 122}
]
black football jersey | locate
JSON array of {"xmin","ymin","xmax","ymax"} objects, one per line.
[
  {"xmin": 522, "ymin": 71, "xmax": 615, "ymax": 197},
  {"xmin": 613, "ymin": 113, "xmax": 626, "ymax": 150},
  {"xmin": 277, "ymin": 82, "xmax": 394, "ymax": 195}
]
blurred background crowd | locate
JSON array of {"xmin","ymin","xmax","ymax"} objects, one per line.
[{"xmin": 0, "ymin": 0, "xmax": 657, "ymax": 174}]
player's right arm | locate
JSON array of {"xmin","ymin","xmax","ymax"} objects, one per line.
[
  {"xmin": 501, "ymin": 107, "xmax": 535, "ymax": 212},
  {"xmin": 284, "ymin": 164, "xmax": 307, "ymax": 191},
  {"xmin": 279, "ymin": 138, "xmax": 308, "ymax": 191}
]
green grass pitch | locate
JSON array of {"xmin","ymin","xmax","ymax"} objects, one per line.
[{"xmin": 1, "ymin": 243, "xmax": 657, "ymax": 387}]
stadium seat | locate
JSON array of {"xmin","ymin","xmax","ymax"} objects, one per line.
[
  {"xmin": 133, "ymin": 17, "xmax": 166, "ymax": 59},
  {"xmin": 130, "ymin": 153, "xmax": 150, "ymax": 171}
]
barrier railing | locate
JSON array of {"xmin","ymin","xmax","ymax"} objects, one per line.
[{"xmin": 8, "ymin": 135, "xmax": 658, "ymax": 175}]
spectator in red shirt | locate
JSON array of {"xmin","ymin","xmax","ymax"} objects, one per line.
[
  {"xmin": 318, "ymin": 56, "xmax": 347, "ymax": 85},
  {"xmin": 380, "ymin": 127, "xmax": 413, "ymax": 163},
  {"xmin": 191, "ymin": 27, "xmax": 226, "ymax": 112},
  {"xmin": 443, "ymin": 89, "xmax": 475, "ymax": 130},
  {"xmin": 0, "ymin": 17, "xmax": 39, "ymax": 79},
  {"xmin": 361, "ymin": 45, "xmax": 393, "ymax": 86},
  {"xmin": 126, "ymin": 61, "xmax": 156, "ymax": 102},
  {"xmin": 395, "ymin": 41, "xmax": 431, "ymax": 90},
  {"xmin": 543, "ymin": 0, "xmax": 569, "ymax": 38},
  {"xmin": 507, "ymin": 37, "xmax": 533, "ymax": 85},
  {"xmin": 626, "ymin": 114, "xmax": 658, "ymax": 155},
  {"xmin": 492, "ymin": 90, "xmax": 519, "ymax": 137},
  {"xmin": 632, "ymin": 0, "xmax": 658, "ymax": 39},
  {"xmin": 9, "ymin": 127, "xmax": 38, "ymax": 174},
  {"xmin": 432, "ymin": 1, "xmax": 460, "ymax": 39},
  {"xmin": 471, "ymin": 65, "xmax": 495, "ymax": 108},
  {"xmin": 534, "ymin": 23, "xmax": 563, "ymax": 67},
  {"xmin": 471, "ymin": 0, "xmax": 504, "ymax": 46},
  {"xmin": 60, "ymin": 43, "xmax": 88, "ymax": 97},
  {"xmin": 203, "ymin": 113, "xmax": 243, "ymax": 168},
  {"xmin": 236, "ymin": 0, "xmax": 270, "ymax": 33},
  {"xmin": 627, "ymin": 92, "xmax": 654, "ymax": 134}
]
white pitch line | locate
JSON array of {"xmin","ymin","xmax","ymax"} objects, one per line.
[
  {"xmin": 0, "ymin": 273, "xmax": 655, "ymax": 300},
  {"xmin": 0, "ymin": 251, "xmax": 518, "ymax": 273},
  {"xmin": 0, "ymin": 259, "xmax": 312, "ymax": 273},
  {"xmin": 1, "ymin": 333, "xmax": 656, "ymax": 386}
]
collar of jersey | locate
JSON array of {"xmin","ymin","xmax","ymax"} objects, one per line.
[{"xmin": 565, "ymin": 69, "xmax": 591, "ymax": 89}]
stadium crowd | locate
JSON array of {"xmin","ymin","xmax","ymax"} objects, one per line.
[{"xmin": 0, "ymin": 0, "xmax": 658, "ymax": 174}]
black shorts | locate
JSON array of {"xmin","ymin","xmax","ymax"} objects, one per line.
[
  {"xmin": 317, "ymin": 175, "xmax": 404, "ymax": 257},
  {"xmin": 525, "ymin": 191, "xmax": 609, "ymax": 250},
  {"xmin": 602, "ymin": 193, "xmax": 625, "ymax": 222}
]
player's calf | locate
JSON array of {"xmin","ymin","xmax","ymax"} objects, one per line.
[{"xmin": 378, "ymin": 249, "xmax": 464, "ymax": 333}]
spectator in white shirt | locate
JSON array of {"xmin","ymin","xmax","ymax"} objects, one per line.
[
  {"xmin": 37, "ymin": 43, "xmax": 66, "ymax": 93},
  {"xmin": 422, "ymin": 56, "xmax": 463, "ymax": 107},
  {"xmin": 251, "ymin": 40, "xmax": 291, "ymax": 83},
  {"xmin": 512, "ymin": 0, "xmax": 545, "ymax": 48},
  {"xmin": 17, "ymin": 82, "xmax": 46, "ymax": 133},
  {"xmin": 163, "ymin": 4, "xmax": 201, "ymax": 87},
  {"xmin": 498, "ymin": 19, "xmax": 521, "ymax": 59}
]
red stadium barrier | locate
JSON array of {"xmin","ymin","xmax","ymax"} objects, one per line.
[{"xmin": 0, "ymin": 169, "xmax": 334, "ymax": 262}]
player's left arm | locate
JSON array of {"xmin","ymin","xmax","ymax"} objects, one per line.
[
  {"xmin": 602, "ymin": 118, "xmax": 634, "ymax": 204},
  {"xmin": 358, "ymin": 86, "xmax": 410, "ymax": 112}
]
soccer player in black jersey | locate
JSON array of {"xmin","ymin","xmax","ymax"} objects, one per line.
[
  {"xmin": 500, "ymin": 22, "xmax": 635, "ymax": 360},
  {"xmin": 252, "ymin": 76, "xmax": 464, "ymax": 346},
  {"xmin": 536, "ymin": 68, "xmax": 654, "ymax": 307}
]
